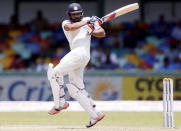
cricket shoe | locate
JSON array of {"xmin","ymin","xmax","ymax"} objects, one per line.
[
  {"xmin": 86, "ymin": 112, "xmax": 105, "ymax": 128},
  {"xmin": 48, "ymin": 102, "xmax": 69, "ymax": 115}
]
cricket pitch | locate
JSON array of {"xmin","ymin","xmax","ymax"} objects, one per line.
[{"xmin": 0, "ymin": 112, "xmax": 180, "ymax": 131}]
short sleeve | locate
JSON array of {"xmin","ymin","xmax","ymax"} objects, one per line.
[
  {"xmin": 62, "ymin": 20, "xmax": 71, "ymax": 30},
  {"xmin": 83, "ymin": 17, "xmax": 91, "ymax": 22}
]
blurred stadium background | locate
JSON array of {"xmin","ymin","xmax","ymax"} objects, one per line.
[{"xmin": 0, "ymin": 0, "xmax": 181, "ymax": 130}]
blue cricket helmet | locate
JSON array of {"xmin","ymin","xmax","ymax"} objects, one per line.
[{"xmin": 67, "ymin": 3, "xmax": 83, "ymax": 22}]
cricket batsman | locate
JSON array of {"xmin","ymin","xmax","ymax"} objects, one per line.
[{"xmin": 47, "ymin": 3, "xmax": 105, "ymax": 128}]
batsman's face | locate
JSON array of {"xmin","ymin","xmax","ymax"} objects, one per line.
[{"xmin": 70, "ymin": 13, "xmax": 82, "ymax": 22}]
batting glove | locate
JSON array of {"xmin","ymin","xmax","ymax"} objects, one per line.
[
  {"xmin": 89, "ymin": 16, "xmax": 103, "ymax": 25},
  {"xmin": 86, "ymin": 23, "xmax": 95, "ymax": 34}
]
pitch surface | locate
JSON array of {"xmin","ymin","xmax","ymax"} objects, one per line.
[{"xmin": 0, "ymin": 112, "xmax": 180, "ymax": 131}]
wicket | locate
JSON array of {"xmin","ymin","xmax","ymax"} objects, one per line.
[{"xmin": 163, "ymin": 78, "xmax": 174, "ymax": 128}]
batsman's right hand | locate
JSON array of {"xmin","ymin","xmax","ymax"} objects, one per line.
[{"xmin": 86, "ymin": 23, "xmax": 95, "ymax": 34}]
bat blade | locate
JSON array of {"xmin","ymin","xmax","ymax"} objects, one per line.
[{"xmin": 102, "ymin": 3, "xmax": 139, "ymax": 22}]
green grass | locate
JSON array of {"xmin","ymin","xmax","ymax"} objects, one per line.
[{"xmin": 0, "ymin": 112, "xmax": 181, "ymax": 131}]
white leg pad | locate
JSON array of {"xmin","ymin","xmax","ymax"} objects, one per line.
[
  {"xmin": 66, "ymin": 84, "xmax": 98, "ymax": 119},
  {"xmin": 47, "ymin": 63, "xmax": 65, "ymax": 108},
  {"xmin": 69, "ymin": 72, "xmax": 85, "ymax": 89},
  {"xmin": 59, "ymin": 87, "xmax": 66, "ymax": 107},
  {"xmin": 81, "ymin": 90, "xmax": 96, "ymax": 108}
]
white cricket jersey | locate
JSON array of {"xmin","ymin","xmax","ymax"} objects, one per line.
[{"xmin": 62, "ymin": 17, "xmax": 91, "ymax": 56}]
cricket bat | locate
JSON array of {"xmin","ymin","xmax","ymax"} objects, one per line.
[{"xmin": 102, "ymin": 3, "xmax": 139, "ymax": 23}]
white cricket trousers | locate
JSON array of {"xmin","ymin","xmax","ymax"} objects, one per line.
[
  {"xmin": 54, "ymin": 47, "xmax": 90, "ymax": 89},
  {"xmin": 49, "ymin": 47, "xmax": 99, "ymax": 119}
]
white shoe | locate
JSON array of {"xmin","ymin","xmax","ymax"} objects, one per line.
[{"xmin": 86, "ymin": 112, "xmax": 105, "ymax": 128}]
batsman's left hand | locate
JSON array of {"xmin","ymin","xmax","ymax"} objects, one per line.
[{"xmin": 89, "ymin": 16, "xmax": 103, "ymax": 25}]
